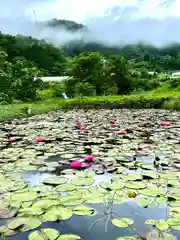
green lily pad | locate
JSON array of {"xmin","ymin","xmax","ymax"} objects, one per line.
[
  {"xmin": 57, "ymin": 234, "xmax": 82, "ymax": 240},
  {"xmin": 18, "ymin": 207, "xmax": 44, "ymax": 216},
  {"xmin": 43, "ymin": 176, "xmax": 68, "ymax": 185},
  {"xmin": 167, "ymin": 216, "xmax": 180, "ymax": 225},
  {"xmin": 125, "ymin": 182, "xmax": 146, "ymax": 190},
  {"xmin": 28, "ymin": 231, "xmax": 44, "ymax": 240},
  {"xmin": 32, "ymin": 199, "xmax": 59, "ymax": 210},
  {"xmin": 42, "ymin": 206, "xmax": 73, "ymax": 222},
  {"xmin": 137, "ymin": 198, "xmax": 153, "ymax": 207},
  {"xmin": 117, "ymin": 237, "xmax": 142, "ymax": 240},
  {"xmin": 33, "ymin": 185, "xmax": 52, "ymax": 192},
  {"xmin": 120, "ymin": 174, "xmax": 142, "ymax": 181},
  {"xmin": 11, "ymin": 191, "xmax": 38, "ymax": 202},
  {"xmin": 111, "ymin": 218, "xmax": 133, "ymax": 228},
  {"xmin": 99, "ymin": 181, "xmax": 124, "ymax": 191},
  {"xmin": 0, "ymin": 225, "xmax": 17, "ymax": 237},
  {"xmin": 138, "ymin": 187, "xmax": 165, "ymax": 196},
  {"xmin": 156, "ymin": 220, "xmax": 169, "ymax": 231},
  {"xmin": 71, "ymin": 178, "xmax": 94, "ymax": 186},
  {"xmin": 146, "ymin": 229, "xmax": 176, "ymax": 240},
  {"xmin": 8, "ymin": 217, "xmax": 42, "ymax": 232},
  {"xmin": 59, "ymin": 195, "xmax": 84, "ymax": 206},
  {"xmin": 75, "ymin": 171, "xmax": 95, "ymax": 178},
  {"xmin": 55, "ymin": 184, "xmax": 76, "ymax": 192},
  {"xmin": 73, "ymin": 205, "xmax": 96, "ymax": 216}
]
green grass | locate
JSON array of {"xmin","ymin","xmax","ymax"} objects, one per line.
[{"xmin": 0, "ymin": 88, "xmax": 180, "ymax": 121}]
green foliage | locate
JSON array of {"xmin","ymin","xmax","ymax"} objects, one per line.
[{"xmin": 75, "ymin": 82, "xmax": 95, "ymax": 97}]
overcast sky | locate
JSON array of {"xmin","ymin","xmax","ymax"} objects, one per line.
[
  {"xmin": 0, "ymin": 0, "xmax": 180, "ymax": 46},
  {"xmin": 0, "ymin": 0, "xmax": 179, "ymax": 23}
]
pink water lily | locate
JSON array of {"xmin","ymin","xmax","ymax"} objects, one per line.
[
  {"xmin": 9, "ymin": 137, "xmax": 15, "ymax": 143},
  {"xmin": 70, "ymin": 161, "xmax": 82, "ymax": 169},
  {"xmin": 36, "ymin": 137, "xmax": 45, "ymax": 143},
  {"xmin": 118, "ymin": 130, "xmax": 127, "ymax": 135},
  {"xmin": 160, "ymin": 121, "xmax": 170, "ymax": 126},
  {"xmin": 111, "ymin": 124, "xmax": 117, "ymax": 127},
  {"xmin": 80, "ymin": 127, "xmax": 89, "ymax": 131},
  {"xmin": 84, "ymin": 155, "xmax": 94, "ymax": 162},
  {"xmin": 75, "ymin": 121, "xmax": 81, "ymax": 125}
]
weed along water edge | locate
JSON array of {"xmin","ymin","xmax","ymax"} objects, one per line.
[{"xmin": 0, "ymin": 109, "xmax": 180, "ymax": 240}]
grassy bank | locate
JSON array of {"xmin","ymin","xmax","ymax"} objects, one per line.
[{"xmin": 0, "ymin": 89, "xmax": 180, "ymax": 121}]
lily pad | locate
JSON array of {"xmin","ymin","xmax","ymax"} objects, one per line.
[
  {"xmin": 8, "ymin": 217, "xmax": 42, "ymax": 232},
  {"xmin": 11, "ymin": 191, "xmax": 38, "ymax": 202},
  {"xmin": 111, "ymin": 218, "xmax": 133, "ymax": 228},
  {"xmin": 146, "ymin": 229, "xmax": 176, "ymax": 240},
  {"xmin": 42, "ymin": 206, "xmax": 73, "ymax": 221},
  {"xmin": 99, "ymin": 181, "xmax": 124, "ymax": 191},
  {"xmin": 43, "ymin": 176, "xmax": 68, "ymax": 185},
  {"xmin": 55, "ymin": 184, "xmax": 76, "ymax": 192},
  {"xmin": 71, "ymin": 178, "xmax": 94, "ymax": 186},
  {"xmin": 125, "ymin": 182, "xmax": 146, "ymax": 190},
  {"xmin": 57, "ymin": 234, "xmax": 82, "ymax": 240},
  {"xmin": 73, "ymin": 205, "xmax": 96, "ymax": 216}
]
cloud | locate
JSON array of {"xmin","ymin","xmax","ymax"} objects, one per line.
[{"xmin": 0, "ymin": 0, "xmax": 180, "ymax": 47}]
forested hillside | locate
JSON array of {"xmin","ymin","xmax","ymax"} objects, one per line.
[{"xmin": 0, "ymin": 18, "xmax": 180, "ymax": 104}]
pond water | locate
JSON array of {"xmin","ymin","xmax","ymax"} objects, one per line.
[{"xmin": 0, "ymin": 109, "xmax": 180, "ymax": 240}]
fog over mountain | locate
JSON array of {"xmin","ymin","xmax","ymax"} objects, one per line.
[{"xmin": 0, "ymin": 0, "xmax": 180, "ymax": 47}]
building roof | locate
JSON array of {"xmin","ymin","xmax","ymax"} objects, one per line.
[{"xmin": 35, "ymin": 76, "xmax": 72, "ymax": 82}]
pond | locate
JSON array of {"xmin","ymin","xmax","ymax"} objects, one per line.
[{"xmin": 0, "ymin": 109, "xmax": 180, "ymax": 240}]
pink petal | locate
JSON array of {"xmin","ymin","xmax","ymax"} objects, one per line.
[
  {"xmin": 84, "ymin": 155, "xmax": 94, "ymax": 162},
  {"xmin": 118, "ymin": 131, "xmax": 127, "ymax": 135},
  {"xmin": 9, "ymin": 137, "xmax": 15, "ymax": 143},
  {"xmin": 111, "ymin": 124, "xmax": 117, "ymax": 127},
  {"xmin": 160, "ymin": 121, "xmax": 170, "ymax": 126},
  {"xmin": 36, "ymin": 137, "xmax": 45, "ymax": 143},
  {"xmin": 70, "ymin": 161, "xmax": 82, "ymax": 169},
  {"xmin": 75, "ymin": 121, "xmax": 81, "ymax": 125}
]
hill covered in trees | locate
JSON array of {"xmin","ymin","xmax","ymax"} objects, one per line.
[{"xmin": 0, "ymin": 18, "xmax": 180, "ymax": 103}]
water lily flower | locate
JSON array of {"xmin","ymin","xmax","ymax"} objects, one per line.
[
  {"xmin": 84, "ymin": 155, "xmax": 94, "ymax": 162},
  {"xmin": 9, "ymin": 137, "xmax": 15, "ymax": 143},
  {"xmin": 36, "ymin": 137, "xmax": 45, "ymax": 143},
  {"xmin": 70, "ymin": 161, "xmax": 90, "ymax": 169},
  {"xmin": 160, "ymin": 121, "xmax": 170, "ymax": 126},
  {"xmin": 75, "ymin": 121, "xmax": 81, "ymax": 125},
  {"xmin": 111, "ymin": 124, "xmax": 117, "ymax": 127},
  {"xmin": 80, "ymin": 127, "xmax": 89, "ymax": 131},
  {"xmin": 118, "ymin": 130, "xmax": 127, "ymax": 135}
]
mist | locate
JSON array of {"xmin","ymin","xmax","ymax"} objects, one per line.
[{"xmin": 0, "ymin": 0, "xmax": 180, "ymax": 48}]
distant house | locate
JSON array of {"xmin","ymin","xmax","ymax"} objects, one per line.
[
  {"xmin": 171, "ymin": 72, "xmax": 180, "ymax": 79},
  {"xmin": 36, "ymin": 76, "xmax": 72, "ymax": 83}
]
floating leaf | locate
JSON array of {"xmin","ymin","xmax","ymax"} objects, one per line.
[
  {"xmin": 73, "ymin": 205, "xmax": 96, "ymax": 216},
  {"xmin": 99, "ymin": 181, "xmax": 124, "ymax": 191},
  {"xmin": 125, "ymin": 182, "xmax": 146, "ymax": 190},
  {"xmin": 11, "ymin": 191, "xmax": 38, "ymax": 202},
  {"xmin": 111, "ymin": 218, "xmax": 133, "ymax": 228},
  {"xmin": 8, "ymin": 217, "xmax": 42, "ymax": 232},
  {"xmin": 42, "ymin": 228, "xmax": 60, "ymax": 240},
  {"xmin": 55, "ymin": 184, "xmax": 76, "ymax": 192},
  {"xmin": 138, "ymin": 187, "xmax": 165, "ymax": 196},
  {"xmin": 0, "ymin": 225, "xmax": 17, "ymax": 237},
  {"xmin": 146, "ymin": 229, "xmax": 176, "ymax": 240},
  {"xmin": 71, "ymin": 178, "xmax": 94, "ymax": 186},
  {"xmin": 28, "ymin": 231, "xmax": 44, "ymax": 240},
  {"xmin": 57, "ymin": 234, "xmax": 82, "ymax": 240},
  {"xmin": 43, "ymin": 176, "xmax": 68, "ymax": 185},
  {"xmin": 42, "ymin": 206, "xmax": 72, "ymax": 222},
  {"xmin": 156, "ymin": 220, "xmax": 169, "ymax": 231}
]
